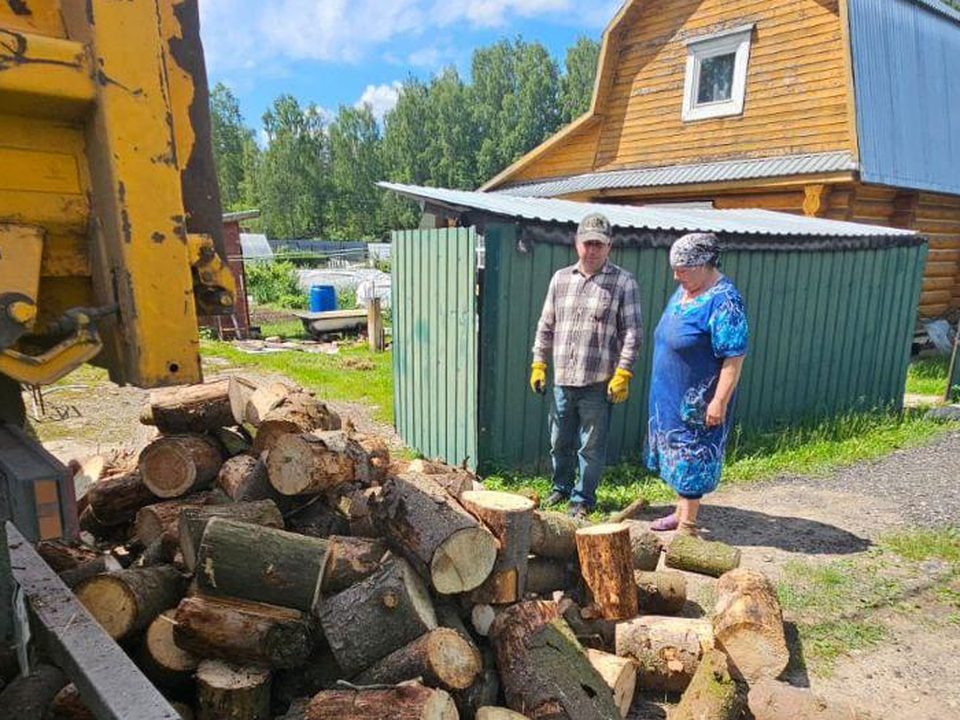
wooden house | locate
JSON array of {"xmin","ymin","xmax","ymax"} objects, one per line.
[{"xmin": 482, "ymin": 0, "xmax": 960, "ymax": 320}]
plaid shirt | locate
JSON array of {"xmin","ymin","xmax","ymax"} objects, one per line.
[{"xmin": 532, "ymin": 262, "xmax": 643, "ymax": 387}]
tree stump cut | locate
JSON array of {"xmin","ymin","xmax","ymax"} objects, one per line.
[
  {"xmin": 614, "ymin": 616, "xmax": 714, "ymax": 693},
  {"xmin": 670, "ymin": 649, "xmax": 742, "ymax": 720},
  {"xmin": 76, "ymin": 564, "xmax": 186, "ymax": 641},
  {"xmin": 196, "ymin": 660, "xmax": 271, "ymax": 720},
  {"xmin": 140, "ymin": 379, "xmax": 234, "ymax": 433},
  {"xmin": 355, "ymin": 627, "xmax": 482, "ymax": 691},
  {"xmin": 372, "ymin": 474, "xmax": 498, "ymax": 595},
  {"xmin": 305, "ymin": 681, "xmax": 458, "ymax": 720},
  {"xmin": 174, "ymin": 594, "xmax": 317, "ymax": 669},
  {"xmin": 489, "ymin": 600, "xmax": 620, "ymax": 720},
  {"xmin": 461, "ymin": 490, "xmax": 535, "ymax": 604},
  {"xmin": 178, "ymin": 500, "xmax": 284, "ymax": 572},
  {"xmin": 712, "ymin": 568, "xmax": 789, "ymax": 681},
  {"xmin": 575, "ymin": 523, "xmax": 638, "ymax": 621},
  {"xmin": 665, "ymin": 535, "xmax": 741, "ymax": 578},
  {"xmin": 318, "ymin": 555, "xmax": 437, "ymax": 676},
  {"xmin": 138, "ymin": 434, "xmax": 223, "ymax": 499}
]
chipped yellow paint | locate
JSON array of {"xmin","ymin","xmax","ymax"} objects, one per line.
[
  {"xmin": 0, "ymin": 223, "xmax": 43, "ymax": 314},
  {"xmin": 0, "ymin": 30, "xmax": 94, "ymax": 118}
]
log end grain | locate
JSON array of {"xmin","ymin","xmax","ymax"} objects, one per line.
[
  {"xmin": 75, "ymin": 575, "xmax": 138, "ymax": 640},
  {"xmin": 460, "ymin": 490, "xmax": 535, "ymax": 515},
  {"xmin": 143, "ymin": 609, "xmax": 199, "ymax": 685},
  {"xmin": 425, "ymin": 629, "xmax": 483, "ymax": 690},
  {"xmin": 431, "ymin": 526, "xmax": 498, "ymax": 595}
]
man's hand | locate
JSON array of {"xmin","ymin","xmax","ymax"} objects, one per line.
[
  {"xmin": 606, "ymin": 367, "xmax": 632, "ymax": 404},
  {"xmin": 706, "ymin": 396, "xmax": 729, "ymax": 426},
  {"xmin": 530, "ymin": 362, "xmax": 547, "ymax": 394}
]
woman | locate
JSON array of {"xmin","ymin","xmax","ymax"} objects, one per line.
[{"xmin": 647, "ymin": 233, "xmax": 748, "ymax": 536}]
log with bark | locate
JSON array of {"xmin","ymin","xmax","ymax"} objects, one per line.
[
  {"xmin": 318, "ymin": 555, "xmax": 437, "ymax": 676},
  {"xmin": 372, "ymin": 474, "xmax": 499, "ymax": 595},
  {"xmin": 139, "ymin": 609, "xmax": 199, "ymax": 689},
  {"xmin": 138, "ymin": 434, "xmax": 224, "ymax": 499},
  {"xmin": 75, "ymin": 564, "xmax": 186, "ymax": 641},
  {"xmin": 585, "ymin": 648, "xmax": 637, "ymax": 718},
  {"xmin": 36, "ymin": 540, "xmax": 100, "ymax": 573},
  {"xmin": 489, "ymin": 600, "xmax": 620, "ymax": 720},
  {"xmin": 665, "ymin": 535, "xmax": 741, "ymax": 578},
  {"xmin": 305, "ymin": 681, "xmax": 458, "ymax": 720},
  {"xmin": 354, "ymin": 627, "xmax": 482, "ymax": 691},
  {"xmin": 575, "ymin": 523, "xmax": 638, "ymax": 621},
  {"xmin": 252, "ymin": 392, "xmax": 342, "ymax": 455},
  {"xmin": 134, "ymin": 492, "xmax": 226, "ymax": 549},
  {"xmin": 59, "ymin": 553, "xmax": 124, "ymax": 588},
  {"xmin": 460, "ymin": 490, "xmax": 534, "ymax": 604},
  {"xmin": 345, "ymin": 487, "xmax": 380, "ymax": 538},
  {"xmin": 428, "ymin": 471, "xmax": 477, "ymax": 500},
  {"xmin": 210, "ymin": 426, "xmax": 253, "ymax": 458},
  {"xmin": 670, "ymin": 649, "xmax": 742, "ymax": 720},
  {"xmin": 608, "ymin": 497, "xmax": 649, "ymax": 524},
  {"xmin": 0, "ymin": 663, "xmax": 66, "ymax": 719},
  {"xmin": 712, "ymin": 568, "xmax": 789, "ymax": 682},
  {"xmin": 634, "ymin": 571, "xmax": 687, "ymax": 615},
  {"xmin": 285, "ymin": 498, "xmax": 352, "ymax": 539},
  {"xmin": 47, "ymin": 683, "xmax": 96, "ymax": 720},
  {"xmin": 524, "ymin": 557, "xmax": 573, "ymax": 596},
  {"xmin": 194, "ymin": 517, "xmax": 329, "ymax": 614},
  {"xmin": 85, "ymin": 469, "xmax": 159, "ymax": 526},
  {"xmin": 140, "ymin": 379, "xmax": 234, "ymax": 433},
  {"xmin": 272, "ymin": 645, "xmax": 344, "ymax": 711},
  {"xmin": 747, "ymin": 679, "xmax": 875, "ymax": 720},
  {"xmin": 558, "ymin": 599, "xmax": 616, "ymax": 651},
  {"xmin": 196, "ymin": 660, "xmax": 271, "ymax": 720},
  {"xmin": 266, "ymin": 431, "xmax": 388, "ymax": 496},
  {"xmin": 243, "ymin": 381, "xmax": 296, "ymax": 426},
  {"xmin": 227, "ymin": 376, "xmax": 259, "ymax": 425},
  {"xmin": 216, "ymin": 455, "xmax": 281, "ymax": 504},
  {"xmin": 174, "ymin": 594, "xmax": 317, "ymax": 669},
  {"xmin": 614, "ymin": 616, "xmax": 714, "ymax": 693},
  {"xmin": 454, "ymin": 657, "xmax": 501, "ymax": 720},
  {"xmin": 475, "ymin": 709, "xmax": 529, "ymax": 720},
  {"xmin": 321, "ymin": 535, "xmax": 387, "ymax": 594},
  {"xmin": 178, "ymin": 500, "xmax": 284, "ymax": 572},
  {"xmin": 529, "ymin": 511, "xmax": 588, "ymax": 559},
  {"xmin": 624, "ymin": 521, "xmax": 662, "ymax": 571}
]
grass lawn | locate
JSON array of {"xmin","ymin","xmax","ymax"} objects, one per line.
[
  {"xmin": 202, "ymin": 340, "xmax": 394, "ymax": 423},
  {"xmin": 905, "ymin": 355, "xmax": 951, "ymax": 396}
]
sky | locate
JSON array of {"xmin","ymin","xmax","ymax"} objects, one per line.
[{"xmin": 198, "ymin": 0, "xmax": 621, "ymax": 132}]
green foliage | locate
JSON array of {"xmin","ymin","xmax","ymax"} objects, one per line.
[
  {"xmin": 905, "ymin": 355, "xmax": 950, "ymax": 396},
  {"xmin": 210, "ymin": 83, "xmax": 255, "ymax": 209},
  {"xmin": 880, "ymin": 527, "xmax": 960, "ymax": 565},
  {"xmin": 559, "ymin": 36, "xmax": 601, "ymax": 123},
  {"xmin": 328, "ymin": 104, "xmax": 386, "ymax": 239},
  {"xmin": 245, "ymin": 260, "xmax": 307, "ymax": 309}
]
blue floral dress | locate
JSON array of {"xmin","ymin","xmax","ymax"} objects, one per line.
[{"xmin": 646, "ymin": 276, "xmax": 748, "ymax": 498}]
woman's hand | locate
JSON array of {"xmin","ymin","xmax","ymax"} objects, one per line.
[{"xmin": 705, "ymin": 396, "xmax": 728, "ymax": 426}]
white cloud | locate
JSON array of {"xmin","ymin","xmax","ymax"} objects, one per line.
[{"xmin": 356, "ymin": 82, "xmax": 403, "ymax": 120}]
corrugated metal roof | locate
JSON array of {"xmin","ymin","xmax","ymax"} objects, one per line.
[
  {"xmin": 379, "ymin": 182, "xmax": 916, "ymax": 239},
  {"xmin": 912, "ymin": 0, "xmax": 960, "ymax": 24},
  {"xmin": 493, "ymin": 151, "xmax": 858, "ymax": 198}
]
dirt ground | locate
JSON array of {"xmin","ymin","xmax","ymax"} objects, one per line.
[{"xmin": 23, "ymin": 363, "xmax": 960, "ymax": 720}]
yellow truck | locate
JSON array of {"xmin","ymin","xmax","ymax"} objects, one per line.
[{"xmin": 1, "ymin": 1, "xmax": 234, "ymax": 715}]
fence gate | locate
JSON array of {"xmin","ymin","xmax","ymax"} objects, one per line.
[{"xmin": 392, "ymin": 228, "xmax": 478, "ymax": 468}]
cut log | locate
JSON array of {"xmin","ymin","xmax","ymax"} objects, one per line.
[
  {"xmin": 608, "ymin": 497, "xmax": 649, "ymax": 524},
  {"xmin": 435, "ymin": 602, "xmax": 473, "ymax": 642},
  {"xmin": 748, "ymin": 678, "xmax": 875, "ymax": 720},
  {"xmin": 585, "ymin": 648, "xmax": 636, "ymax": 718},
  {"xmin": 529, "ymin": 511, "xmax": 587, "ymax": 559},
  {"xmin": 136, "ymin": 535, "xmax": 179, "ymax": 568},
  {"xmin": 286, "ymin": 498, "xmax": 351, "ymax": 539},
  {"xmin": 429, "ymin": 471, "xmax": 477, "ymax": 500},
  {"xmin": 85, "ymin": 470, "xmax": 158, "ymax": 526},
  {"xmin": 59, "ymin": 554, "xmax": 124, "ymax": 588},
  {"xmin": 273, "ymin": 646, "xmax": 344, "ymax": 710},
  {"xmin": 346, "ymin": 487, "xmax": 380, "ymax": 538},
  {"xmin": 614, "ymin": 616, "xmax": 714, "ymax": 693},
  {"xmin": 196, "ymin": 660, "xmax": 271, "ymax": 720},
  {"xmin": 489, "ymin": 600, "xmax": 619, "ymax": 720},
  {"xmin": 195, "ymin": 517, "xmax": 329, "ymax": 613},
  {"xmin": 558, "ymin": 599, "xmax": 616, "ymax": 651},
  {"xmin": 305, "ymin": 681, "xmax": 458, "ymax": 720},
  {"xmin": 454, "ymin": 656, "xmax": 501, "ymax": 720},
  {"xmin": 211, "ymin": 426, "xmax": 253, "ymax": 458},
  {"xmin": 670, "ymin": 649, "xmax": 742, "ymax": 720},
  {"xmin": 665, "ymin": 535, "xmax": 741, "ymax": 578},
  {"xmin": 36, "ymin": 540, "xmax": 100, "ymax": 573},
  {"xmin": 75, "ymin": 564, "xmax": 186, "ymax": 641},
  {"xmin": 174, "ymin": 594, "xmax": 317, "ymax": 669},
  {"xmin": 471, "ymin": 604, "xmax": 500, "ymax": 638},
  {"xmin": 318, "ymin": 554, "xmax": 437, "ymax": 676},
  {"xmin": 216, "ymin": 455, "xmax": 274, "ymax": 502},
  {"xmin": 461, "ymin": 491, "xmax": 534, "ymax": 604},
  {"xmin": 634, "ymin": 571, "xmax": 687, "ymax": 615},
  {"xmin": 138, "ymin": 434, "xmax": 224, "ymax": 499},
  {"xmin": 252, "ymin": 392, "xmax": 342, "ymax": 455},
  {"xmin": 712, "ymin": 568, "xmax": 789, "ymax": 682},
  {"xmin": 178, "ymin": 500, "xmax": 284, "ymax": 572},
  {"xmin": 524, "ymin": 557, "xmax": 573, "ymax": 596},
  {"xmin": 227, "ymin": 375, "xmax": 259, "ymax": 425},
  {"xmin": 78, "ymin": 506, "xmax": 119, "ymax": 540},
  {"xmin": 355, "ymin": 627, "xmax": 482, "ymax": 691},
  {"xmin": 140, "ymin": 379, "xmax": 234, "ymax": 433},
  {"xmin": 134, "ymin": 492, "xmax": 225, "ymax": 548},
  {"xmin": 322, "ymin": 535, "xmax": 387, "ymax": 594},
  {"xmin": 575, "ymin": 523, "xmax": 638, "ymax": 621},
  {"xmin": 475, "ymin": 709, "xmax": 529, "ymax": 720},
  {"xmin": 624, "ymin": 521, "xmax": 662, "ymax": 571},
  {"xmin": 244, "ymin": 381, "xmax": 295, "ymax": 426},
  {"xmin": 372, "ymin": 474, "xmax": 498, "ymax": 595},
  {"xmin": 139, "ymin": 609, "xmax": 199, "ymax": 689},
  {"xmin": 47, "ymin": 684, "xmax": 96, "ymax": 720},
  {"xmin": 278, "ymin": 698, "xmax": 309, "ymax": 720},
  {"xmin": 0, "ymin": 663, "xmax": 66, "ymax": 718},
  {"xmin": 266, "ymin": 430, "xmax": 385, "ymax": 496}
]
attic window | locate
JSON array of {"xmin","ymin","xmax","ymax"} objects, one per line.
[{"xmin": 682, "ymin": 24, "xmax": 754, "ymax": 122}]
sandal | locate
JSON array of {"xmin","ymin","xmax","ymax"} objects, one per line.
[{"xmin": 650, "ymin": 513, "xmax": 679, "ymax": 531}]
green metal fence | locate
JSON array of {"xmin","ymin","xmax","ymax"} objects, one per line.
[{"xmin": 392, "ymin": 228, "xmax": 478, "ymax": 467}]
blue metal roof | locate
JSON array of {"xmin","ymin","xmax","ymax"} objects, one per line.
[
  {"xmin": 493, "ymin": 151, "xmax": 858, "ymax": 198},
  {"xmin": 379, "ymin": 182, "xmax": 917, "ymax": 239}
]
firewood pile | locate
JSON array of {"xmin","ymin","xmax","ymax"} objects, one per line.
[{"xmin": 30, "ymin": 377, "xmax": 871, "ymax": 720}]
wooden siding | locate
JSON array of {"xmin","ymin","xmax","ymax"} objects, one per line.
[{"xmin": 513, "ymin": 120, "xmax": 602, "ymax": 182}]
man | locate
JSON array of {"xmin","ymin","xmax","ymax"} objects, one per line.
[{"xmin": 530, "ymin": 212, "xmax": 643, "ymax": 518}]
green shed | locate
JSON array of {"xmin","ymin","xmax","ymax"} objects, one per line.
[{"xmin": 382, "ymin": 183, "xmax": 927, "ymax": 473}]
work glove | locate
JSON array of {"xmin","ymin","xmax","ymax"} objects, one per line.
[
  {"xmin": 530, "ymin": 361, "xmax": 547, "ymax": 394},
  {"xmin": 607, "ymin": 367, "xmax": 632, "ymax": 404}
]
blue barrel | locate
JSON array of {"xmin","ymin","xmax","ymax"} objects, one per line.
[{"xmin": 309, "ymin": 285, "xmax": 337, "ymax": 312}]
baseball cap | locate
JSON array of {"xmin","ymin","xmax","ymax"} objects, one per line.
[{"xmin": 576, "ymin": 212, "xmax": 613, "ymax": 244}]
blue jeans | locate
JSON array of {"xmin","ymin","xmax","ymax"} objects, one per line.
[{"xmin": 550, "ymin": 382, "xmax": 612, "ymax": 507}]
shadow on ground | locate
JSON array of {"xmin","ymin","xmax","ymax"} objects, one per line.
[{"xmin": 639, "ymin": 504, "xmax": 872, "ymax": 555}]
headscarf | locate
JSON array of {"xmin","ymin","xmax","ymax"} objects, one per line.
[{"xmin": 669, "ymin": 232, "xmax": 721, "ymax": 268}]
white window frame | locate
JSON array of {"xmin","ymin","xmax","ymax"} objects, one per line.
[{"xmin": 681, "ymin": 24, "xmax": 754, "ymax": 122}]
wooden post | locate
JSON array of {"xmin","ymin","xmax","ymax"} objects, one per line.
[{"xmin": 366, "ymin": 299, "xmax": 384, "ymax": 352}]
